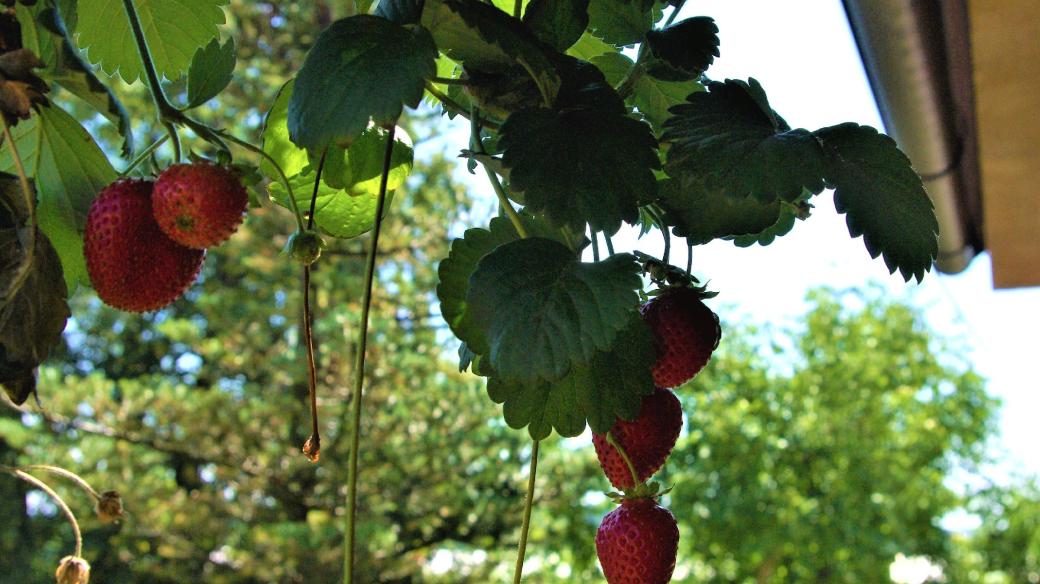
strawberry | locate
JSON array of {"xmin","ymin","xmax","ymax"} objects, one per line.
[
  {"xmin": 593, "ymin": 387, "xmax": 682, "ymax": 490},
  {"xmin": 152, "ymin": 162, "xmax": 248, "ymax": 249},
  {"xmin": 640, "ymin": 287, "xmax": 721, "ymax": 388},
  {"xmin": 84, "ymin": 179, "xmax": 205, "ymax": 312},
  {"xmin": 596, "ymin": 497, "xmax": 679, "ymax": 584}
]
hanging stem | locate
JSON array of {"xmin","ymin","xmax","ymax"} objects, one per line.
[
  {"xmin": 121, "ymin": 0, "xmax": 181, "ymax": 160},
  {"xmin": 20, "ymin": 465, "xmax": 101, "ymax": 501},
  {"xmin": 214, "ymin": 128, "xmax": 304, "ymax": 231},
  {"xmin": 343, "ymin": 124, "xmax": 398, "ymax": 584},
  {"xmin": 686, "ymin": 243, "xmax": 693, "ymax": 276},
  {"xmin": 591, "ymin": 230, "xmax": 600, "ymax": 261},
  {"xmin": 470, "ymin": 111, "xmax": 527, "ymax": 238},
  {"xmin": 513, "ymin": 0, "xmax": 522, "ymax": 18},
  {"xmin": 4, "ymin": 468, "xmax": 82, "ymax": 556},
  {"xmin": 512, "ymin": 440, "xmax": 540, "ymax": 584},
  {"xmin": 606, "ymin": 431, "xmax": 641, "ymax": 487},
  {"xmin": 603, "ymin": 232, "xmax": 615, "ymax": 256},
  {"xmin": 119, "ymin": 135, "xmax": 169, "ymax": 177},
  {"xmin": 300, "ymin": 152, "xmax": 327, "ymax": 462}
]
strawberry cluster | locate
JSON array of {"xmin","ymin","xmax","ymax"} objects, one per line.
[
  {"xmin": 83, "ymin": 163, "xmax": 247, "ymax": 313},
  {"xmin": 593, "ymin": 285, "xmax": 720, "ymax": 584}
]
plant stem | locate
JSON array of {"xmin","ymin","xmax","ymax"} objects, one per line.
[
  {"xmin": 470, "ymin": 112, "xmax": 527, "ymax": 238},
  {"xmin": 513, "ymin": 0, "xmax": 522, "ymax": 18},
  {"xmin": 425, "ymin": 82, "xmax": 502, "ymax": 131},
  {"xmin": 606, "ymin": 431, "xmax": 641, "ymax": 487},
  {"xmin": 119, "ymin": 135, "xmax": 169, "ymax": 176},
  {"xmin": 307, "ymin": 150, "xmax": 327, "ymax": 231},
  {"xmin": 4, "ymin": 468, "xmax": 82, "ymax": 556},
  {"xmin": 343, "ymin": 124, "xmax": 397, "ymax": 584},
  {"xmin": 604, "ymin": 232, "xmax": 615, "ymax": 256},
  {"xmin": 300, "ymin": 152, "xmax": 327, "ymax": 462},
  {"xmin": 21, "ymin": 465, "xmax": 101, "ymax": 500},
  {"xmin": 431, "ymin": 76, "xmax": 470, "ymax": 86},
  {"xmin": 215, "ymin": 129, "xmax": 304, "ymax": 231},
  {"xmin": 121, "ymin": 0, "xmax": 181, "ymax": 160},
  {"xmin": 686, "ymin": 243, "xmax": 693, "ymax": 276},
  {"xmin": 512, "ymin": 440, "xmax": 539, "ymax": 584},
  {"xmin": 591, "ymin": 230, "xmax": 600, "ymax": 261}
]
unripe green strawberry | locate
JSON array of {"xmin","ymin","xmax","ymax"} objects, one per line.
[
  {"xmin": 152, "ymin": 162, "xmax": 247, "ymax": 249},
  {"xmin": 596, "ymin": 498, "xmax": 679, "ymax": 584},
  {"xmin": 593, "ymin": 387, "xmax": 682, "ymax": 490},
  {"xmin": 84, "ymin": 179, "xmax": 204, "ymax": 312},
  {"xmin": 640, "ymin": 287, "xmax": 721, "ymax": 388}
]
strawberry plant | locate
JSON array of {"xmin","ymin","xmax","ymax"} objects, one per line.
[{"xmin": 0, "ymin": 0, "xmax": 940, "ymax": 581}]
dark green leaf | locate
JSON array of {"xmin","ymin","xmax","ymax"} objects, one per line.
[
  {"xmin": 486, "ymin": 315, "xmax": 654, "ymax": 438},
  {"xmin": 76, "ymin": 0, "xmax": 227, "ymax": 83},
  {"xmin": 645, "ymin": 16, "xmax": 719, "ymax": 81},
  {"xmin": 287, "ymin": 15, "xmax": 436, "ymax": 151},
  {"xmin": 657, "ymin": 178, "xmax": 783, "ymax": 245},
  {"xmin": 375, "ymin": 0, "xmax": 424, "ymax": 24},
  {"xmin": 586, "ymin": 0, "xmax": 658, "ymax": 46},
  {"xmin": 522, "ymin": 0, "xmax": 589, "ymax": 51},
  {"xmin": 0, "ymin": 104, "xmax": 118, "ymax": 289},
  {"xmin": 589, "ymin": 51, "xmax": 632, "ymax": 87},
  {"xmin": 0, "ymin": 174, "xmax": 69, "ymax": 406},
  {"xmin": 463, "ymin": 237, "xmax": 643, "ymax": 383},
  {"xmin": 731, "ymin": 192, "xmax": 813, "ymax": 247},
  {"xmin": 632, "ymin": 74, "xmax": 702, "ymax": 133},
  {"xmin": 815, "ymin": 123, "xmax": 938, "ymax": 282},
  {"xmin": 499, "ymin": 107, "xmax": 658, "ymax": 233},
  {"xmin": 186, "ymin": 37, "xmax": 235, "ymax": 108},
  {"xmin": 662, "ymin": 78, "xmax": 827, "ymax": 203}
]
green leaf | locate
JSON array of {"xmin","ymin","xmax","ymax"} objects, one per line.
[
  {"xmin": 463, "ymin": 237, "xmax": 643, "ymax": 383},
  {"xmin": 731, "ymin": 192, "xmax": 812, "ymax": 247},
  {"xmin": 815, "ymin": 123, "xmax": 938, "ymax": 282},
  {"xmin": 586, "ymin": 0, "xmax": 658, "ymax": 46},
  {"xmin": 186, "ymin": 37, "xmax": 235, "ymax": 108},
  {"xmin": 75, "ymin": 0, "xmax": 227, "ymax": 83},
  {"xmin": 269, "ymin": 175, "xmax": 396, "ymax": 240},
  {"xmin": 16, "ymin": 3, "xmax": 133, "ymax": 155},
  {"xmin": 657, "ymin": 178, "xmax": 784, "ymax": 245},
  {"xmin": 645, "ymin": 16, "xmax": 719, "ymax": 81},
  {"xmin": 0, "ymin": 175, "xmax": 70, "ymax": 406},
  {"xmin": 261, "ymin": 79, "xmax": 309, "ymax": 180},
  {"xmin": 0, "ymin": 104, "xmax": 118, "ymax": 289},
  {"xmin": 321, "ymin": 126, "xmax": 414, "ymax": 191},
  {"xmin": 522, "ymin": 0, "xmax": 589, "ymax": 51},
  {"xmin": 662, "ymin": 78, "xmax": 827, "ymax": 203},
  {"xmin": 287, "ymin": 15, "xmax": 436, "ymax": 151},
  {"xmin": 590, "ymin": 51, "xmax": 632, "ymax": 87},
  {"xmin": 565, "ymin": 31, "xmax": 617, "ymax": 60},
  {"xmin": 499, "ymin": 107, "xmax": 658, "ymax": 233},
  {"xmin": 375, "ymin": 0, "xmax": 424, "ymax": 24},
  {"xmin": 437, "ymin": 215, "xmax": 570, "ymax": 343},
  {"xmin": 486, "ymin": 316, "xmax": 654, "ymax": 438},
  {"xmin": 632, "ymin": 74, "xmax": 702, "ymax": 133},
  {"xmin": 423, "ymin": 0, "xmax": 560, "ymax": 102}
]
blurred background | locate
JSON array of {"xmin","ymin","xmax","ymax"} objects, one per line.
[{"xmin": 2, "ymin": 1, "xmax": 1038, "ymax": 582}]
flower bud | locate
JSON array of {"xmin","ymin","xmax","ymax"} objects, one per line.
[
  {"xmin": 95, "ymin": 490, "xmax": 123, "ymax": 523},
  {"xmin": 55, "ymin": 555, "xmax": 90, "ymax": 584},
  {"xmin": 285, "ymin": 230, "xmax": 326, "ymax": 265}
]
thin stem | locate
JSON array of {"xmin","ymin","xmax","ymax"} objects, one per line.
[
  {"xmin": 215, "ymin": 129, "xmax": 304, "ymax": 231},
  {"xmin": 163, "ymin": 122, "xmax": 181, "ymax": 162},
  {"xmin": 652, "ymin": 208, "xmax": 671, "ymax": 264},
  {"xmin": 425, "ymin": 82, "xmax": 502, "ymax": 131},
  {"xmin": 513, "ymin": 0, "xmax": 522, "ymax": 18},
  {"xmin": 686, "ymin": 243, "xmax": 693, "ymax": 276},
  {"xmin": 307, "ymin": 150, "xmax": 328, "ymax": 230},
  {"xmin": 606, "ymin": 431, "xmax": 641, "ymax": 487},
  {"xmin": 604, "ymin": 232, "xmax": 615, "ymax": 256},
  {"xmin": 431, "ymin": 76, "xmax": 471, "ymax": 86},
  {"xmin": 1, "ymin": 114, "xmax": 36, "ymax": 303},
  {"xmin": 20, "ymin": 465, "xmax": 101, "ymax": 500},
  {"xmin": 512, "ymin": 440, "xmax": 540, "ymax": 584},
  {"xmin": 343, "ymin": 124, "xmax": 398, "ymax": 584},
  {"xmin": 119, "ymin": 135, "xmax": 168, "ymax": 176},
  {"xmin": 517, "ymin": 60, "xmax": 553, "ymax": 108},
  {"xmin": 470, "ymin": 111, "xmax": 527, "ymax": 238},
  {"xmin": 301, "ymin": 266, "xmax": 321, "ymax": 461},
  {"xmin": 121, "ymin": 0, "xmax": 181, "ymax": 156},
  {"xmin": 591, "ymin": 230, "xmax": 600, "ymax": 261},
  {"xmin": 4, "ymin": 468, "xmax": 82, "ymax": 556}
]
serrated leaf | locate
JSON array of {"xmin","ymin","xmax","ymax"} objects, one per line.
[
  {"xmin": 632, "ymin": 74, "xmax": 702, "ymax": 133},
  {"xmin": 645, "ymin": 16, "xmax": 719, "ymax": 81},
  {"xmin": 662, "ymin": 78, "xmax": 827, "ymax": 203},
  {"xmin": 590, "ymin": 51, "xmax": 632, "ymax": 87},
  {"xmin": 815, "ymin": 123, "xmax": 938, "ymax": 282},
  {"xmin": 566, "ymin": 31, "xmax": 617, "ymax": 60},
  {"xmin": 523, "ymin": 0, "xmax": 589, "ymax": 51},
  {"xmin": 0, "ymin": 104, "xmax": 118, "ymax": 289},
  {"xmin": 16, "ymin": 3, "xmax": 133, "ymax": 156},
  {"xmin": 186, "ymin": 37, "xmax": 235, "ymax": 108},
  {"xmin": 261, "ymin": 79, "xmax": 309, "ymax": 180},
  {"xmin": 731, "ymin": 192, "xmax": 812, "ymax": 247},
  {"xmin": 288, "ymin": 15, "xmax": 436, "ymax": 151},
  {"xmin": 500, "ymin": 107, "xmax": 658, "ymax": 233},
  {"xmin": 486, "ymin": 315, "xmax": 654, "ymax": 438},
  {"xmin": 76, "ymin": 0, "xmax": 227, "ymax": 83},
  {"xmin": 657, "ymin": 178, "xmax": 782, "ymax": 245},
  {"xmin": 269, "ymin": 175, "xmax": 396, "ymax": 240},
  {"xmin": 0, "ymin": 175, "xmax": 69, "ymax": 406},
  {"xmin": 586, "ymin": 0, "xmax": 659, "ymax": 46},
  {"xmin": 462, "ymin": 237, "xmax": 643, "ymax": 383}
]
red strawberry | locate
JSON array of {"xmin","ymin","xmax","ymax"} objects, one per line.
[
  {"xmin": 84, "ymin": 179, "xmax": 205, "ymax": 312},
  {"xmin": 641, "ymin": 287, "xmax": 721, "ymax": 388},
  {"xmin": 596, "ymin": 498, "xmax": 679, "ymax": 584},
  {"xmin": 593, "ymin": 387, "xmax": 682, "ymax": 490},
  {"xmin": 152, "ymin": 162, "xmax": 247, "ymax": 248}
]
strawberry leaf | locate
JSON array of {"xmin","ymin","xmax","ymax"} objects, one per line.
[
  {"xmin": 645, "ymin": 16, "xmax": 719, "ymax": 81},
  {"xmin": 499, "ymin": 107, "xmax": 659, "ymax": 234},
  {"xmin": 815, "ymin": 123, "xmax": 938, "ymax": 282},
  {"xmin": 662, "ymin": 78, "xmax": 827, "ymax": 203},
  {"xmin": 731, "ymin": 191, "xmax": 812, "ymax": 247},
  {"xmin": 287, "ymin": 15, "xmax": 436, "ymax": 151},
  {"xmin": 632, "ymin": 75, "xmax": 702, "ymax": 134},
  {"xmin": 0, "ymin": 104, "xmax": 117, "ymax": 289},
  {"xmin": 486, "ymin": 316, "xmax": 654, "ymax": 439},
  {"xmin": 185, "ymin": 37, "xmax": 235, "ymax": 108},
  {"xmin": 75, "ymin": 0, "xmax": 227, "ymax": 83},
  {"xmin": 269, "ymin": 175, "xmax": 396, "ymax": 240},
  {"xmin": 656, "ymin": 178, "xmax": 784, "ymax": 245},
  {"xmin": 462, "ymin": 237, "xmax": 643, "ymax": 383},
  {"xmin": 587, "ymin": 0, "xmax": 659, "ymax": 46},
  {"xmin": 522, "ymin": 0, "xmax": 589, "ymax": 51}
]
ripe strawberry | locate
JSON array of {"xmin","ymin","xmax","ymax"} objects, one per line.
[
  {"xmin": 640, "ymin": 287, "xmax": 721, "ymax": 388},
  {"xmin": 596, "ymin": 498, "xmax": 679, "ymax": 584},
  {"xmin": 84, "ymin": 179, "xmax": 205, "ymax": 312},
  {"xmin": 152, "ymin": 162, "xmax": 247, "ymax": 248},
  {"xmin": 593, "ymin": 387, "xmax": 682, "ymax": 490}
]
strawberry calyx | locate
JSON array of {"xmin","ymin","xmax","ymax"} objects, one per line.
[
  {"xmin": 633, "ymin": 250, "xmax": 719, "ymax": 300},
  {"xmin": 606, "ymin": 480, "xmax": 673, "ymax": 503}
]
